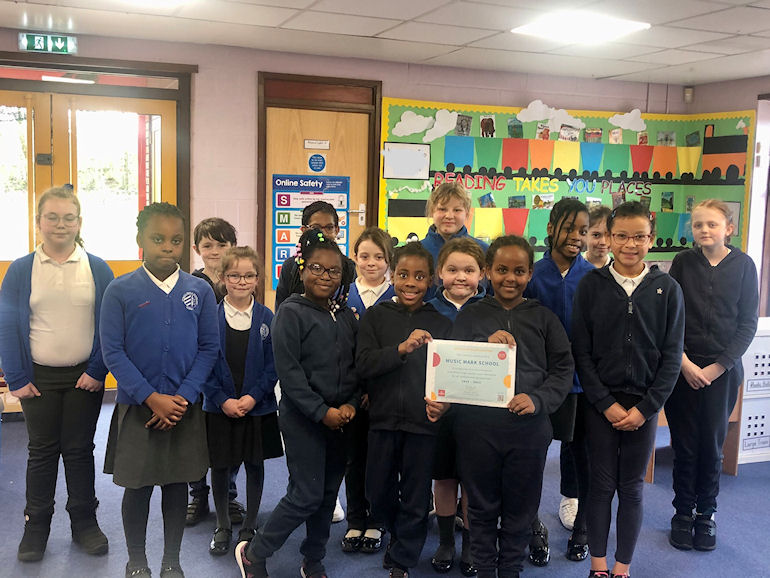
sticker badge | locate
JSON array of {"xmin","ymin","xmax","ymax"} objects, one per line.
[
  {"xmin": 657, "ymin": 288, "xmax": 664, "ymax": 295},
  {"xmin": 260, "ymin": 323, "xmax": 270, "ymax": 340},
  {"xmin": 182, "ymin": 291, "xmax": 199, "ymax": 310}
]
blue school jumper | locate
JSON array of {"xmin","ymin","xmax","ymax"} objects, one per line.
[
  {"xmin": 0, "ymin": 251, "xmax": 114, "ymax": 389},
  {"xmin": 427, "ymin": 285, "xmax": 487, "ymax": 322},
  {"xmin": 420, "ymin": 226, "xmax": 489, "ymax": 300},
  {"xmin": 99, "ymin": 267, "xmax": 220, "ymax": 405},
  {"xmin": 202, "ymin": 300, "xmax": 278, "ymax": 416}
]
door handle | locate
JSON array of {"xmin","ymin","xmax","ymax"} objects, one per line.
[{"xmin": 346, "ymin": 203, "xmax": 366, "ymax": 226}]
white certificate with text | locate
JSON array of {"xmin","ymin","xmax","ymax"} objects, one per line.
[{"xmin": 425, "ymin": 339, "xmax": 516, "ymax": 408}]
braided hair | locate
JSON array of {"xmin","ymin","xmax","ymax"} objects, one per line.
[
  {"xmin": 290, "ymin": 228, "xmax": 350, "ymax": 313},
  {"xmin": 546, "ymin": 198, "xmax": 589, "ymax": 250}
]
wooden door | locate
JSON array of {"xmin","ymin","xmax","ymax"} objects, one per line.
[{"xmin": 264, "ymin": 106, "xmax": 369, "ymax": 309}]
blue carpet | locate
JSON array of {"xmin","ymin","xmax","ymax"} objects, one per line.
[{"xmin": 1, "ymin": 396, "xmax": 769, "ymax": 577}]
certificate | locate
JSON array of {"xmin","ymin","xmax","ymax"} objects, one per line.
[{"xmin": 426, "ymin": 339, "xmax": 516, "ymax": 408}]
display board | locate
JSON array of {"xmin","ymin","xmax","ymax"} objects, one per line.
[{"xmin": 379, "ymin": 97, "xmax": 755, "ymax": 258}]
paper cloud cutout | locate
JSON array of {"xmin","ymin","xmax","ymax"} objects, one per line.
[
  {"xmin": 516, "ymin": 100, "xmax": 585, "ymax": 132},
  {"xmin": 608, "ymin": 109, "xmax": 646, "ymax": 132},
  {"xmin": 424, "ymin": 109, "xmax": 458, "ymax": 143},
  {"xmin": 736, "ymin": 118, "xmax": 747, "ymax": 130},
  {"xmin": 517, "ymin": 100, "xmax": 554, "ymax": 123},
  {"xmin": 393, "ymin": 110, "xmax": 434, "ymax": 137}
]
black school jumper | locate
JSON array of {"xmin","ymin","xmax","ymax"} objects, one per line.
[
  {"xmin": 356, "ymin": 300, "xmax": 452, "ymax": 571},
  {"xmin": 452, "ymin": 297, "xmax": 573, "ymax": 578},
  {"xmin": 572, "ymin": 265, "xmax": 684, "ymax": 564},
  {"xmin": 666, "ymin": 247, "xmax": 758, "ymax": 517},
  {"xmin": 246, "ymin": 294, "xmax": 359, "ymax": 565}
]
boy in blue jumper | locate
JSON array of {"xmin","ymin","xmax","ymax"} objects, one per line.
[{"xmin": 101, "ymin": 202, "xmax": 219, "ymax": 578}]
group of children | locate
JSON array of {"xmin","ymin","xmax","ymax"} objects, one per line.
[{"xmin": 0, "ymin": 182, "xmax": 758, "ymax": 578}]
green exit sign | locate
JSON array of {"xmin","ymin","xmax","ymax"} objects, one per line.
[{"xmin": 18, "ymin": 33, "xmax": 78, "ymax": 55}]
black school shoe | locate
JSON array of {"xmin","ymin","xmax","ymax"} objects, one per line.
[
  {"xmin": 159, "ymin": 566, "xmax": 185, "ymax": 578},
  {"xmin": 528, "ymin": 518, "xmax": 550, "ymax": 566},
  {"xmin": 17, "ymin": 521, "xmax": 50, "ymax": 562},
  {"xmin": 669, "ymin": 513, "xmax": 695, "ymax": 550},
  {"xmin": 567, "ymin": 528, "xmax": 589, "ymax": 561},
  {"xmin": 693, "ymin": 515, "xmax": 717, "ymax": 551},
  {"xmin": 341, "ymin": 530, "xmax": 363, "ymax": 553},
  {"xmin": 229, "ymin": 499, "xmax": 246, "ymax": 525},
  {"xmin": 210, "ymin": 527, "xmax": 233, "ymax": 556},
  {"xmin": 185, "ymin": 497, "xmax": 209, "ymax": 526},
  {"xmin": 360, "ymin": 528, "xmax": 385, "ymax": 553},
  {"xmin": 125, "ymin": 564, "xmax": 152, "ymax": 577},
  {"xmin": 431, "ymin": 543, "xmax": 455, "ymax": 573}
]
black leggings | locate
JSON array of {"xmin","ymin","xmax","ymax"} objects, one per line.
[
  {"xmin": 560, "ymin": 394, "xmax": 591, "ymax": 532},
  {"xmin": 584, "ymin": 406, "xmax": 658, "ymax": 564},
  {"xmin": 212, "ymin": 462, "xmax": 265, "ymax": 529},
  {"xmin": 122, "ymin": 483, "xmax": 187, "ymax": 569}
]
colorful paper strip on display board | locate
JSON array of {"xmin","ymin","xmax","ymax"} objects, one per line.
[{"xmin": 379, "ymin": 97, "xmax": 754, "ymax": 261}]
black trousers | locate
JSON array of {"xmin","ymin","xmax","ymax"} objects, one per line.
[
  {"xmin": 456, "ymin": 412, "xmax": 550, "ymax": 576},
  {"xmin": 366, "ymin": 429, "xmax": 436, "ymax": 570},
  {"xmin": 666, "ymin": 365, "xmax": 742, "ymax": 516},
  {"xmin": 20, "ymin": 363, "xmax": 103, "ymax": 523},
  {"xmin": 584, "ymin": 404, "xmax": 657, "ymax": 564},
  {"xmin": 560, "ymin": 393, "xmax": 591, "ymax": 531},
  {"xmin": 345, "ymin": 408, "xmax": 381, "ymax": 530},
  {"xmin": 248, "ymin": 400, "xmax": 347, "ymax": 563}
]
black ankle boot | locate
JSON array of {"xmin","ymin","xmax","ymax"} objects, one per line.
[
  {"xmin": 72, "ymin": 514, "xmax": 109, "ymax": 555},
  {"xmin": 18, "ymin": 517, "xmax": 51, "ymax": 562}
]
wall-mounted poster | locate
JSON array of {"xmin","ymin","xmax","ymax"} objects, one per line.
[
  {"xmin": 379, "ymin": 97, "xmax": 754, "ymax": 261},
  {"xmin": 382, "ymin": 142, "xmax": 431, "ymax": 180}
]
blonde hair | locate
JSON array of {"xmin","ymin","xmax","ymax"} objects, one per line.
[
  {"xmin": 692, "ymin": 199, "xmax": 735, "ymax": 241},
  {"xmin": 36, "ymin": 185, "xmax": 84, "ymax": 247},
  {"xmin": 437, "ymin": 237, "xmax": 485, "ymax": 271},
  {"xmin": 219, "ymin": 246, "xmax": 262, "ymax": 298},
  {"xmin": 426, "ymin": 182, "xmax": 471, "ymax": 217}
]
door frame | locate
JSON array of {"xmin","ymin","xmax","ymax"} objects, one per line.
[
  {"xmin": 0, "ymin": 51, "xmax": 196, "ymax": 269},
  {"xmin": 257, "ymin": 72, "xmax": 382, "ymax": 296}
]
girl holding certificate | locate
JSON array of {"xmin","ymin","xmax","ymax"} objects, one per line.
[{"xmin": 452, "ymin": 235, "xmax": 574, "ymax": 578}]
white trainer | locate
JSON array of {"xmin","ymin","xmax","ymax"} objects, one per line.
[
  {"xmin": 332, "ymin": 497, "xmax": 345, "ymax": 523},
  {"xmin": 558, "ymin": 496, "xmax": 578, "ymax": 531}
]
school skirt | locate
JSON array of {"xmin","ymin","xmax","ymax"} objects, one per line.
[
  {"xmin": 104, "ymin": 402, "xmax": 209, "ymax": 489},
  {"xmin": 205, "ymin": 410, "xmax": 283, "ymax": 469}
]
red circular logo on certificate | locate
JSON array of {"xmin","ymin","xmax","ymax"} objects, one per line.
[{"xmin": 498, "ymin": 351, "xmax": 507, "ymax": 360}]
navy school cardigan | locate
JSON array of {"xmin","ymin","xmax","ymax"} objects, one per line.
[
  {"xmin": 202, "ymin": 300, "xmax": 278, "ymax": 416},
  {"xmin": 347, "ymin": 281, "xmax": 395, "ymax": 320},
  {"xmin": 99, "ymin": 267, "xmax": 220, "ymax": 405},
  {"xmin": 0, "ymin": 251, "xmax": 114, "ymax": 389}
]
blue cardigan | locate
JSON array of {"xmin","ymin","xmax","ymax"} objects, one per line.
[
  {"xmin": 524, "ymin": 250, "xmax": 595, "ymax": 393},
  {"xmin": 346, "ymin": 281, "xmax": 395, "ymax": 320},
  {"xmin": 0, "ymin": 251, "xmax": 114, "ymax": 390},
  {"xmin": 202, "ymin": 300, "xmax": 278, "ymax": 416},
  {"xmin": 427, "ymin": 285, "xmax": 487, "ymax": 322},
  {"xmin": 99, "ymin": 267, "xmax": 219, "ymax": 405}
]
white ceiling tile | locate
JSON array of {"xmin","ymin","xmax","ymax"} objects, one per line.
[
  {"xmin": 749, "ymin": 0, "xmax": 770, "ymax": 7},
  {"xmin": 626, "ymin": 48, "xmax": 721, "ymax": 64},
  {"xmin": 281, "ymin": 10, "xmax": 400, "ymax": 36},
  {"xmin": 176, "ymin": 1, "xmax": 296, "ymax": 26},
  {"xmin": 613, "ymin": 50, "xmax": 770, "ymax": 83},
  {"xmin": 469, "ymin": 31, "xmax": 567, "ymax": 51},
  {"xmin": 378, "ymin": 21, "xmax": 496, "ymax": 45},
  {"xmin": 587, "ymin": 0, "xmax": 732, "ymax": 26},
  {"xmin": 312, "ymin": 0, "xmax": 451, "ymax": 20},
  {"xmin": 671, "ymin": 5, "xmax": 770, "ymax": 33},
  {"xmin": 683, "ymin": 34, "xmax": 770, "ymax": 53},
  {"xmin": 622, "ymin": 25, "xmax": 732, "ymax": 48},
  {"xmin": 422, "ymin": 47, "xmax": 662, "ymax": 78},
  {"xmin": 235, "ymin": 0, "xmax": 316, "ymax": 7},
  {"xmin": 415, "ymin": 2, "xmax": 538, "ymax": 31},
  {"xmin": 467, "ymin": 0, "xmax": 596, "ymax": 9},
  {"xmin": 549, "ymin": 42, "xmax": 662, "ymax": 59}
]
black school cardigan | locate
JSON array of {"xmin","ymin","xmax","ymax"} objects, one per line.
[
  {"xmin": 356, "ymin": 300, "xmax": 452, "ymax": 436},
  {"xmin": 572, "ymin": 265, "xmax": 685, "ymax": 420},
  {"xmin": 669, "ymin": 246, "xmax": 758, "ymax": 371}
]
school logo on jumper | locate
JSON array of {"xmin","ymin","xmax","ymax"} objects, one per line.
[
  {"xmin": 260, "ymin": 323, "xmax": 269, "ymax": 340},
  {"xmin": 182, "ymin": 291, "xmax": 199, "ymax": 310}
]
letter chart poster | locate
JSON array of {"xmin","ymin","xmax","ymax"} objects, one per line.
[
  {"xmin": 272, "ymin": 174, "xmax": 349, "ymax": 289},
  {"xmin": 380, "ymin": 97, "xmax": 754, "ymax": 261}
]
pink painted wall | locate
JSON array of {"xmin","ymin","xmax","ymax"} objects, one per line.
[
  {"xmin": 0, "ymin": 29, "xmax": 697, "ymax": 263},
  {"xmin": 686, "ymin": 76, "xmax": 770, "ymax": 113}
]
